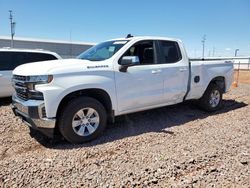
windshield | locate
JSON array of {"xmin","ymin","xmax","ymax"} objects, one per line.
[{"xmin": 77, "ymin": 40, "xmax": 128, "ymax": 61}]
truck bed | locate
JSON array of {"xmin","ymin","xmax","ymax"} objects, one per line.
[{"xmin": 186, "ymin": 59, "xmax": 234, "ymax": 100}]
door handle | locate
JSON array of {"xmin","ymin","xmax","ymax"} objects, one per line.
[
  {"xmin": 151, "ymin": 70, "xmax": 162, "ymax": 74},
  {"xmin": 179, "ymin": 68, "xmax": 188, "ymax": 72}
]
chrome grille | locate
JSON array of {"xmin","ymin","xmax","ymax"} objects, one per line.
[
  {"xmin": 13, "ymin": 75, "xmax": 29, "ymax": 100},
  {"xmin": 13, "ymin": 75, "xmax": 27, "ymax": 82}
]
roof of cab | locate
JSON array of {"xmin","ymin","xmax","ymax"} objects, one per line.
[{"xmin": 109, "ymin": 36, "xmax": 182, "ymax": 43}]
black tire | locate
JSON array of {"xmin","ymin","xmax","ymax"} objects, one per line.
[
  {"xmin": 58, "ymin": 96, "xmax": 107, "ymax": 144},
  {"xmin": 198, "ymin": 83, "xmax": 223, "ymax": 112}
]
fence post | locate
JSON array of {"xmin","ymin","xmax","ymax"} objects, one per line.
[{"xmin": 248, "ymin": 58, "xmax": 250, "ymax": 70}]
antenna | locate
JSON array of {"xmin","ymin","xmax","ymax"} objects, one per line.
[
  {"xmin": 201, "ymin": 35, "xmax": 206, "ymax": 58},
  {"xmin": 9, "ymin": 10, "xmax": 16, "ymax": 48},
  {"xmin": 126, "ymin": 34, "xmax": 133, "ymax": 38}
]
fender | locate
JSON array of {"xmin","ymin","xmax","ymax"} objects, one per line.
[{"xmin": 38, "ymin": 74, "xmax": 117, "ymax": 118}]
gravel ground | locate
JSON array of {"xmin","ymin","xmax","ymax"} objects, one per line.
[{"xmin": 0, "ymin": 84, "xmax": 250, "ymax": 188}]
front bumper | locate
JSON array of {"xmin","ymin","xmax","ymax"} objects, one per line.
[{"xmin": 11, "ymin": 95, "xmax": 56, "ymax": 138}]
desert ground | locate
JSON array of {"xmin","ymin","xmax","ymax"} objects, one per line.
[{"xmin": 0, "ymin": 70, "xmax": 249, "ymax": 187}]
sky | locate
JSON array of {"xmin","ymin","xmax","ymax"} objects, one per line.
[{"xmin": 0, "ymin": 0, "xmax": 250, "ymax": 57}]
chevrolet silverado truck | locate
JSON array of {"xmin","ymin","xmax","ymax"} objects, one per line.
[{"xmin": 11, "ymin": 36, "xmax": 234, "ymax": 144}]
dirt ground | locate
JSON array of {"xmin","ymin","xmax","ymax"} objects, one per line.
[
  {"xmin": 234, "ymin": 70, "xmax": 250, "ymax": 84},
  {"xmin": 0, "ymin": 81, "xmax": 250, "ymax": 187}
]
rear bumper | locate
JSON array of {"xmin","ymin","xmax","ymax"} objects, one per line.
[{"xmin": 11, "ymin": 95, "xmax": 56, "ymax": 138}]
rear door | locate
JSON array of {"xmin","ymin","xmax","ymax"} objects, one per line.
[{"xmin": 157, "ymin": 40, "xmax": 189, "ymax": 103}]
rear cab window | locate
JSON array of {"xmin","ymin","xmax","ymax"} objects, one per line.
[{"xmin": 158, "ymin": 40, "xmax": 182, "ymax": 64}]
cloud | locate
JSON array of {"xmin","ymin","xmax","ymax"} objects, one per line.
[{"xmin": 225, "ymin": 48, "xmax": 231, "ymax": 51}]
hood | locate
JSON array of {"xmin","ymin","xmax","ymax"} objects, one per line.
[{"xmin": 13, "ymin": 59, "xmax": 108, "ymax": 76}]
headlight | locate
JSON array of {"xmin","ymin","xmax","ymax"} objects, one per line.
[
  {"xmin": 27, "ymin": 75, "xmax": 53, "ymax": 83},
  {"xmin": 26, "ymin": 75, "xmax": 53, "ymax": 95}
]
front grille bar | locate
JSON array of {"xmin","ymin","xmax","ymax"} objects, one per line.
[{"xmin": 13, "ymin": 75, "xmax": 29, "ymax": 100}]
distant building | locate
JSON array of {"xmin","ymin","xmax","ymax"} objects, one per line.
[{"xmin": 0, "ymin": 36, "xmax": 94, "ymax": 58}]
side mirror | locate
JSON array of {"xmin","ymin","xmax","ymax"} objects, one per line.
[{"xmin": 119, "ymin": 56, "xmax": 140, "ymax": 72}]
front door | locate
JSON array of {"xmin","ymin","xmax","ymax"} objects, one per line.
[{"xmin": 114, "ymin": 40, "xmax": 164, "ymax": 112}]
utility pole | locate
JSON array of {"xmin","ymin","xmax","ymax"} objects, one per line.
[
  {"xmin": 234, "ymin": 48, "xmax": 240, "ymax": 88},
  {"xmin": 201, "ymin": 35, "xmax": 206, "ymax": 58},
  {"xmin": 9, "ymin": 10, "xmax": 16, "ymax": 48}
]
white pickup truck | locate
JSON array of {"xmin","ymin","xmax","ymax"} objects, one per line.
[{"xmin": 12, "ymin": 36, "xmax": 234, "ymax": 143}]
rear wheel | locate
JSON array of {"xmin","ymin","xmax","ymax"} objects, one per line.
[
  {"xmin": 198, "ymin": 83, "xmax": 223, "ymax": 112},
  {"xmin": 58, "ymin": 96, "xmax": 107, "ymax": 144}
]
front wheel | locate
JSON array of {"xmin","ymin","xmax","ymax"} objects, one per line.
[
  {"xmin": 58, "ymin": 96, "xmax": 107, "ymax": 144},
  {"xmin": 198, "ymin": 83, "xmax": 223, "ymax": 112}
]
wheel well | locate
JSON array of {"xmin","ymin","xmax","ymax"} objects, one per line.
[
  {"xmin": 209, "ymin": 76, "xmax": 226, "ymax": 93},
  {"xmin": 55, "ymin": 89, "xmax": 113, "ymax": 135}
]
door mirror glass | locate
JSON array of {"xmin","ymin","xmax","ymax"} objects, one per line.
[
  {"xmin": 119, "ymin": 56, "xmax": 140, "ymax": 72},
  {"xmin": 120, "ymin": 56, "xmax": 140, "ymax": 66}
]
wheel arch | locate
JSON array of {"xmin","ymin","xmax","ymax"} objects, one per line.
[
  {"xmin": 55, "ymin": 88, "xmax": 114, "ymax": 135},
  {"xmin": 208, "ymin": 76, "xmax": 226, "ymax": 93}
]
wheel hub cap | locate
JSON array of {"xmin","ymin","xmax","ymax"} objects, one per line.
[
  {"xmin": 209, "ymin": 90, "xmax": 220, "ymax": 107},
  {"xmin": 72, "ymin": 108, "xmax": 100, "ymax": 137},
  {"xmin": 81, "ymin": 118, "xmax": 89, "ymax": 125}
]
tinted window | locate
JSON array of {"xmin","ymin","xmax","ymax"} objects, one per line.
[
  {"xmin": 13, "ymin": 52, "xmax": 30, "ymax": 68},
  {"xmin": 159, "ymin": 41, "xmax": 182, "ymax": 63},
  {"xmin": 0, "ymin": 52, "xmax": 57, "ymax": 71},
  {"xmin": 0, "ymin": 52, "xmax": 13, "ymax": 70},
  {"xmin": 121, "ymin": 40, "xmax": 155, "ymax": 65},
  {"xmin": 25, "ymin": 52, "xmax": 57, "ymax": 63}
]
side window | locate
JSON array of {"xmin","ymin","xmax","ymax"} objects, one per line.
[
  {"xmin": 0, "ymin": 52, "xmax": 13, "ymax": 70},
  {"xmin": 121, "ymin": 40, "xmax": 155, "ymax": 65},
  {"xmin": 0, "ymin": 52, "xmax": 57, "ymax": 71},
  {"xmin": 12, "ymin": 52, "xmax": 30, "ymax": 68},
  {"xmin": 158, "ymin": 41, "xmax": 182, "ymax": 64},
  {"xmin": 0, "ymin": 52, "xmax": 30, "ymax": 70},
  {"xmin": 26, "ymin": 52, "xmax": 57, "ymax": 63}
]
